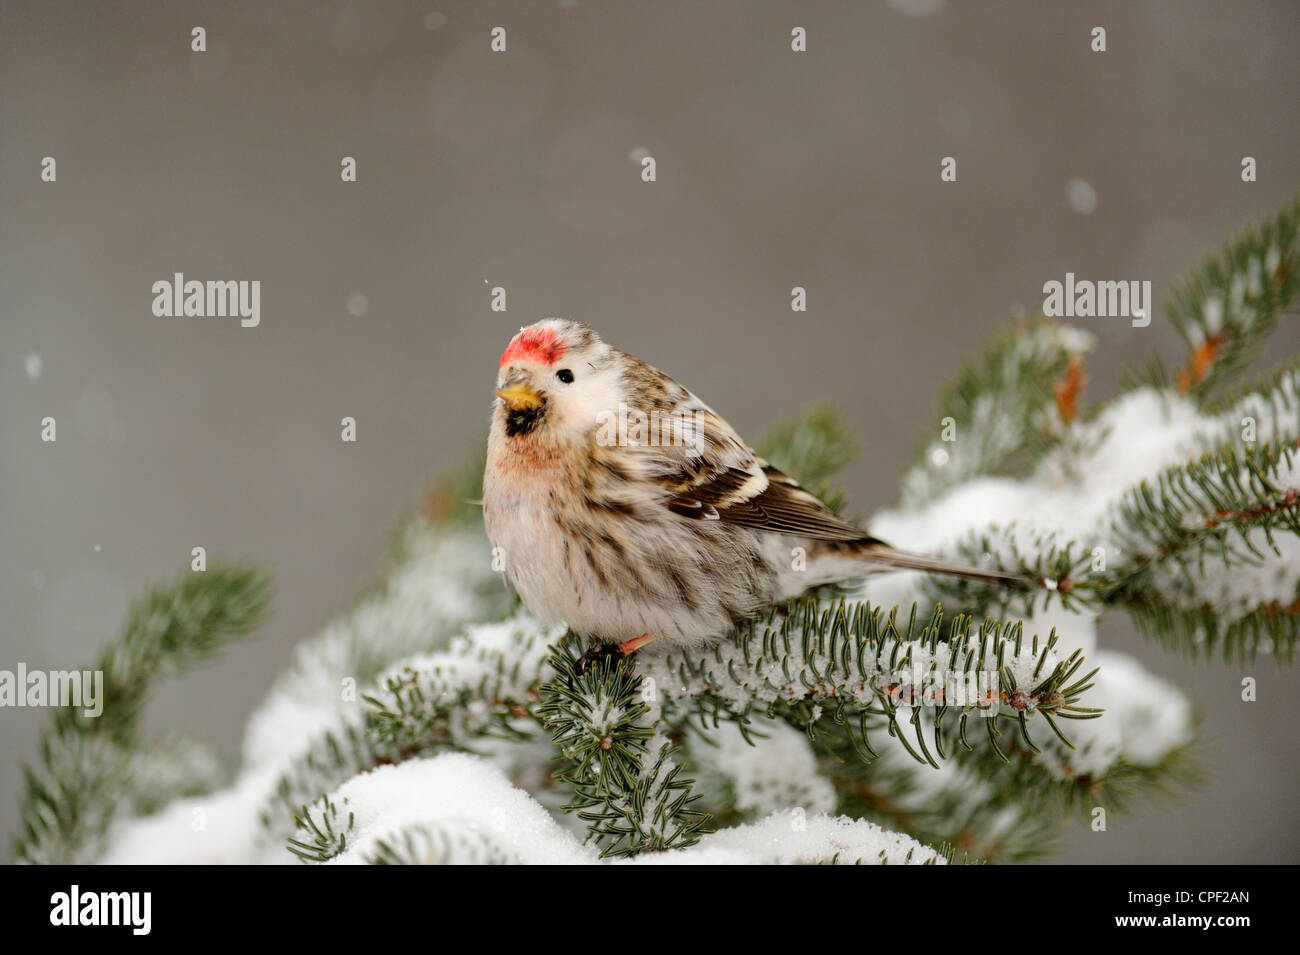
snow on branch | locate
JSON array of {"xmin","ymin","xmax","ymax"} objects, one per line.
[
  {"xmin": 1164, "ymin": 194, "xmax": 1300, "ymax": 398},
  {"xmin": 241, "ymin": 521, "xmax": 506, "ymax": 771},
  {"xmin": 643, "ymin": 597, "xmax": 1097, "ymax": 770},
  {"xmin": 874, "ymin": 368, "xmax": 1300, "ymax": 662},
  {"xmin": 24, "ymin": 196, "xmax": 1299, "ymax": 867},
  {"xmin": 261, "ymin": 613, "xmax": 563, "ymax": 844},
  {"xmin": 900, "ymin": 321, "xmax": 1096, "ymax": 509},
  {"xmin": 15, "ymin": 565, "xmax": 270, "ymax": 865},
  {"xmin": 301, "ymin": 755, "xmax": 946, "ymax": 865}
]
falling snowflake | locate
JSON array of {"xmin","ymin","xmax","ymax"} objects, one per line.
[
  {"xmin": 1066, "ymin": 178, "xmax": 1098, "ymax": 215},
  {"xmin": 887, "ymin": 0, "xmax": 945, "ymax": 16}
]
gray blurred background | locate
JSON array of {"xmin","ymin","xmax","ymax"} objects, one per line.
[{"xmin": 2, "ymin": 0, "xmax": 1297, "ymax": 862}]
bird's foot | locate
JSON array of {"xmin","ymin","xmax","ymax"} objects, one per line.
[
  {"xmin": 574, "ymin": 643, "xmax": 624, "ymax": 676},
  {"xmin": 574, "ymin": 633, "xmax": 656, "ymax": 677},
  {"xmin": 618, "ymin": 632, "xmax": 656, "ymax": 655}
]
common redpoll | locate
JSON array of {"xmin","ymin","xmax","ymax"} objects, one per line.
[{"xmin": 483, "ymin": 319, "xmax": 1022, "ymax": 658}]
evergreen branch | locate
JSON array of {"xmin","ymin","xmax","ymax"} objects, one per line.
[
  {"xmin": 14, "ymin": 735, "xmax": 129, "ymax": 867},
  {"xmin": 943, "ymin": 529, "xmax": 1098, "ymax": 617},
  {"xmin": 1120, "ymin": 587, "xmax": 1298, "ymax": 664},
  {"xmin": 420, "ymin": 445, "xmax": 491, "ymax": 528},
  {"xmin": 1111, "ymin": 438, "xmax": 1300, "ymax": 561},
  {"xmin": 30, "ymin": 201, "xmax": 1298, "ymax": 866},
  {"xmin": 941, "ymin": 431, "xmax": 1300, "ymax": 662},
  {"xmin": 820, "ymin": 681, "xmax": 1203, "ymax": 863},
  {"xmin": 1105, "ymin": 438, "xmax": 1300, "ymax": 661},
  {"xmin": 935, "ymin": 715, "xmax": 1205, "ymax": 823},
  {"xmin": 756, "ymin": 404, "xmax": 857, "ymax": 514},
  {"xmin": 1164, "ymin": 194, "xmax": 1300, "ymax": 399},
  {"xmin": 1061, "ymin": 736, "xmax": 1208, "ymax": 817},
  {"xmin": 365, "ymin": 822, "xmax": 513, "ymax": 865},
  {"xmin": 245, "ymin": 517, "xmax": 510, "ymax": 792},
  {"xmin": 900, "ymin": 320, "xmax": 1096, "ymax": 508},
  {"xmin": 824, "ymin": 740, "xmax": 1060, "ymax": 863},
  {"xmin": 121, "ymin": 735, "xmax": 226, "ymax": 817},
  {"xmin": 537, "ymin": 638, "xmax": 710, "ymax": 857},
  {"xmin": 641, "ymin": 595, "xmax": 1192, "ymax": 864},
  {"xmin": 262, "ymin": 616, "xmax": 557, "ymax": 844},
  {"xmin": 261, "ymin": 718, "xmax": 377, "ymax": 836},
  {"xmin": 953, "ymin": 525, "xmax": 1299, "ymax": 666},
  {"xmin": 93, "ymin": 564, "xmax": 271, "ymax": 740},
  {"xmin": 13, "ymin": 564, "xmax": 270, "ymax": 864},
  {"xmin": 364, "ymin": 651, "xmax": 542, "ymax": 756},
  {"xmin": 1197, "ymin": 361, "xmax": 1300, "ymax": 452},
  {"xmin": 669, "ymin": 715, "xmax": 838, "ymax": 828},
  {"xmin": 644, "ymin": 596, "xmax": 1096, "ymax": 778},
  {"xmin": 287, "ymin": 793, "xmax": 355, "ymax": 863}
]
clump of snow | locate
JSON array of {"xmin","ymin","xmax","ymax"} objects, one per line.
[
  {"xmin": 877, "ymin": 388, "xmax": 1214, "ymax": 571},
  {"xmin": 1225, "ymin": 364, "xmax": 1300, "ymax": 449},
  {"xmin": 260, "ymin": 611, "xmax": 562, "ymax": 842},
  {"xmin": 100, "ymin": 609, "xmax": 558, "ymax": 866},
  {"xmin": 321, "ymin": 757, "xmax": 942, "ymax": 865},
  {"xmin": 242, "ymin": 523, "xmax": 500, "ymax": 769},
  {"xmin": 1052, "ymin": 326, "xmax": 1098, "ymax": 355},
  {"xmin": 99, "ymin": 765, "xmax": 288, "ymax": 865},
  {"xmin": 327, "ymin": 755, "xmax": 591, "ymax": 865},
  {"xmin": 375, "ymin": 611, "xmax": 563, "ymax": 708},
  {"xmin": 1149, "ymin": 527, "xmax": 1300, "ymax": 623},
  {"xmin": 670, "ymin": 810, "xmax": 945, "ymax": 865},
  {"xmin": 1034, "ymin": 650, "xmax": 1194, "ymax": 780},
  {"xmin": 859, "ymin": 387, "xmax": 1212, "ymax": 787},
  {"xmin": 902, "ymin": 323, "xmax": 1098, "ymax": 508},
  {"xmin": 691, "ymin": 717, "xmax": 836, "ymax": 817},
  {"xmin": 865, "ymin": 742, "xmax": 1037, "ymax": 858}
]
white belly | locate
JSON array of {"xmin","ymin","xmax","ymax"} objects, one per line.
[{"xmin": 483, "ymin": 479, "xmax": 751, "ymax": 646}]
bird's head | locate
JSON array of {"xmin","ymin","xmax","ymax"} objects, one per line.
[{"xmin": 491, "ymin": 320, "xmax": 620, "ymax": 444}]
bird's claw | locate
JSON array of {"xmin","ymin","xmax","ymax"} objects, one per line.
[{"xmin": 573, "ymin": 643, "xmax": 627, "ymax": 678}]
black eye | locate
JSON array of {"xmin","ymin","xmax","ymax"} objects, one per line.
[{"xmin": 555, "ymin": 368, "xmax": 575, "ymax": 384}]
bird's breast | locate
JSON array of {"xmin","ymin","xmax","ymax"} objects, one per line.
[{"xmin": 491, "ymin": 434, "xmax": 569, "ymax": 478}]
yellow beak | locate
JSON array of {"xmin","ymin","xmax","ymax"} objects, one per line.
[{"xmin": 494, "ymin": 381, "xmax": 544, "ymax": 411}]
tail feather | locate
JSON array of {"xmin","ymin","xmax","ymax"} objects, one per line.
[{"xmin": 860, "ymin": 544, "xmax": 1028, "ymax": 589}]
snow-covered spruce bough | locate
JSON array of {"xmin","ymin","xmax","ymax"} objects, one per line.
[{"xmin": 13, "ymin": 195, "xmax": 1299, "ymax": 864}]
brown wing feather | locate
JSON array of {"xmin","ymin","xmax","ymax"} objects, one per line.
[
  {"xmin": 624, "ymin": 374, "xmax": 881, "ymax": 544},
  {"xmin": 669, "ymin": 461, "xmax": 884, "ymax": 544}
]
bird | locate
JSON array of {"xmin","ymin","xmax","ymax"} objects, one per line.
[{"xmin": 483, "ymin": 319, "xmax": 1025, "ymax": 666}]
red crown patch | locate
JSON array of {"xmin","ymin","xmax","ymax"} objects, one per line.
[{"xmin": 500, "ymin": 326, "xmax": 569, "ymax": 367}]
